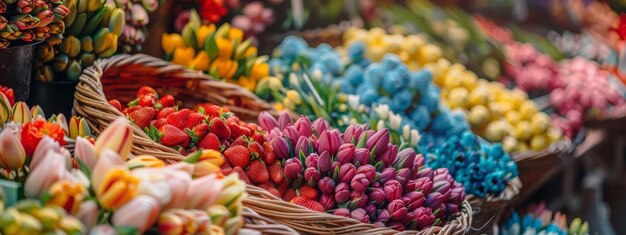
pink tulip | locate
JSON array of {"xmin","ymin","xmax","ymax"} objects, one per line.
[
  {"xmin": 277, "ymin": 112, "xmax": 291, "ymax": 130},
  {"xmin": 449, "ymin": 185, "xmax": 465, "ymax": 205},
  {"xmin": 258, "ymin": 112, "xmax": 278, "ymax": 131},
  {"xmin": 402, "ymin": 191, "xmax": 425, "ymax": 211},
  {"xmin": 356, "ymin": 165, "xmax": 375, "ymax": 182},
  {"xmin": 446, "ymin": 203, "xmax": 459, "ymax": 215},
  {"xmin": 384, "ymin": 180, "xmax": 402, "ymax": 201},
  {"xmin": 404, "ymin": 211, "xmax": 417, "ymax": 225},
  {"xmin": 295, "ymin": 136, "xmax": 309, "ymax": 156},
  {"xmin": 74, "ymin": 136, "xmax": 96, "ymax": 170},
  {"xmin": 333, "ymin": 208, "xmax": 350, "ymax": 217},
  {"xmin": 94, "ymin": 118, "xmax": 133, "ymax": 161},
  {"xmin": 394, "ymin": 148, "xmax": 416, "ymax": 169},
  {"xmin": 334, "ymin": 182, "xmax": 350, "ymax": 203},
  {"xmin": 112, "ymin": 195, "xmax": 160, "ymax": 233},
  {"xmin": 378, "ymin": 143, "xmax": 397, "ymax": 167},
  {"xmin": 388, "ymin": 221, "xmax": 405, "ymax": 231},
  {"xmin": 76, "ymin": 201, "xmax": 98, "ymax": 229},
  {"xmin": 316, "ymin": 151, "xmax": 331, "ymax": 174},
  {"xmin": 318, "ymin": 177, "xmax": 335, "ymax": 194},
  {"xmin": 365, "ymin": 129, "xmax": 389, "ymax": 157},
  {"xmin": 29, "ymin": 136, "xmax": 61, "ymax": 171},
  {"xmin": 318, "ymin": 129, "xmax": 342, "ymax": 156},
  {"xmin": 368, "ymin": 187, "xmax": 384, "ymax": 206},
  {"xmin": 305, "ymin": 153, "xmax": 319, "ymax": 168},
  {"xmin": 0, "ymin": 129, "xmax": 26, "ymax": 170},
  {"xmin": 284, "ymin": 158, "xmax": 302, "ymax": 179},
  {"xmin": 363, "ymin": 204, "xmax": 376, "ymax": 216},
  {"xmin": 342, "ymin": 124, "xmax": 364, "ymax": 144},
  {"xmin": 24, "ymin": 151, "xmax": 68, "ymax": 198},
  {"xmin": 294, "ymin": 116, "xmax": 312, "ymax": 138},
  {"xmin": 414, "ymin": 177, "xmax": 434, "ymax": 194},
  {"xmin": 416, "ymin": 167, "xmax": 433, "ymax": 179},
  {"xmin": 339, "ymin": 163, "xmax": 356, "ymax": 184},
  {"xmin": 337, "ymin": 143, "xmax": 355, "ymax": 164},
  {"xmin": 414, "ymin": 207, "xmax": 435, "ymax": 229},
  {"xmin": 376, "ymin": 209, "xmax": 390, "ymax": 223},
  {"xmin": 425, "ymin": 192, "xmax": 445, "ymax": 210},
  {"xmin": 304, "ymin": 167, "xmax": 320, "ymax": 186},
  {"xmin": 312, "ymin": 118, "xmax": 329, "ymax": 134},
  {"xmin": 395, "ymin": 168, "xmax": 411, "ymax": 185},
  {"xmin": 352, "ymin": 148, "xmax": 370, "ymax": 166},
  {"xmin": 350, "ymin": 208, "xmax": 369, "ymax": 223},
  {"xmin": 349, "ymin": 191, "xmax": 368, "ymax": 208},
  {"xmin": 387, "ymin": 199, "xmax": 407, "ymax": 221},
  {"xmin": 282, "ymin": 125, "xmax": 298, "ymax": 144},
  {"xmin": 350, "ymin": 173, "xmax": 369, "ymax": 192},
  {"xmin": 319, "ymin": 193, "xmax": 335, "ymax": 210},
  {"xmin": 270, "ymin": 137, "xmax": 289, "ymax": 159},
  {"xmin": 187, "ymin": 174, "xmax": 222, "ymax": 210},
  {"xmin": 380, "ymin": 167, "xmax": 396, "ymax": 183}
]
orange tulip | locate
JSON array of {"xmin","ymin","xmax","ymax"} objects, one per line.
[
  {"xmin": 211, "ymin": 58, "xmax": 238, "ymax": 79},
  {"xmin": 249, "ymin": 62, "xmax": 269, "ymax": 80},
  {"xmin": 162, "ymin": 33, "xmax": 185, "ymax": 55},
  {"xmin": 215, "ymin": 37, "xmax": 233, "ymax": 59},
  {"xmin": 171, "ymin": 47, "xmax": 196, "ymax": 68},
  {"xmin": 46, "ymin": 179, "xmax": 86, "ymax": 214},
  {"xmin": 92, "ymin": 150, "xmax": 138, "ymax": 210}
]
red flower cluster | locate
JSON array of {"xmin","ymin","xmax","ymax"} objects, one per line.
[
  {"xmin": 613, "ymin": 14, "xmax": 626, "ymax": 40},
  {"xmin": 21, "ymin": 118, "xmax": 66, "ymax": 156},
  {"xmin": 199, "ymin": 0, "xmax": 228, "ymax": 23}
]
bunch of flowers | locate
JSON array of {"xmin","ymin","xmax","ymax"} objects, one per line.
[
  {"xmin": 162, "ymin": 11, "xmax": 270, "ymax": 92},
  {"xmin": 34, "ymin": 0, "xmax": 125, "ymax": 81},
  {"xmin": 0, "ymin": 0, "xmax": 69, "ymax": 48},
  {"xmin": 499, "ymin": 203, "xmax": 589, "ymax": 235},
  {"xmin": 258, "ymin": 112, "xmax": 466, "ymax": 231},
  {"xmin": 0, "ymin": 200, "xmax": 86, "ymax": 234},
  {"xmin": 342, "ymin": 28, "xmax": 562, "ymax": 153},
  {"xmin": 230, "ymin": 1, "xmax": 275, "ymax": 40},
  {"xmin": 107, "ymin": 0, "xmax": 159, "ymax": 52},
  {"xmin": 425, "ymin": 131, "xmax": 517, "ymax": 198},
  {"xmin": 111, "ymin": 86, "xmax": 282, "ymax": 194}
]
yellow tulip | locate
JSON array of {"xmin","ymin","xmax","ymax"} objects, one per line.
[
  {"xmin": 286, "ymin": 90, "xmax": 302, "ymax": 105},
  {"xmin": 95, "ymin": 168, "xmax": 139, "ymax": 209},
  {"xmin": 126, "ymin": 155, "xmax": 165, "ymax": 169},
  {"xmin": 244, "ymin": 47, "xmax": 257, "ymax": 58},
  {"xmin": 250, "ymin": 62, "xmax": 269, "ymax": 79},
  {"xmin": 46, "ymin": 180, "xmax": 86, "ymax": 214},
  {"xmin": 228, "ymin": 28, "xmax": 243, "ymax": 43},
  {"xmin": 273, "ymin": 102, "xmax": 284, "ymax": 111},
  {"xmin": 196, "ymin": 25, "xmax": 216, "ymax": 48},
  {"xmin": 237, "ymin": 76, "xmax": 256, "ymax": 91},
  {"xmin": 94, "ymin": 118, "xmax": 133, "ymax": 161},
  {"xmin": 191, "ymin": 51, "xmax": 211, "ymax": 72},
  {"xmin": 162, "ymin": 33, "xmax": 185, "ymax": 55},
  {"xmin": 171, "ymin": 47, "xmax": 196, "ymax": 68},
  {"xmin": 215, "ymin": 37, "xmax": 233, "ymax": 59},
  {"xmin": 197, "ymin": 149, "xmax": 224, "ymax": 167},
  {"xmin": 211, "ymin": 58, "xmax": 238, "ymax": 79}
]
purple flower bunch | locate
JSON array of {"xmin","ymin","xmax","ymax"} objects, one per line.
[{"xmin": 259, "ymin": 112, "xmax": 466, "ymax": 231}]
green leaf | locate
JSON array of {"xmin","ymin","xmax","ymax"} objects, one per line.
[
  {"xmin": 183, "ymin": 150, "xmax": 202, "ymax": 163},
  {"xmin": 145, "ymin": 125, "xmax": 162, "ymax": 142},
  {"xmin": 203, "ymin": 33, "xmax": 218, "ymax": 60},
  {"xmin": 114, "ymin": 226, "xmax": 140, "ymax": 235},
  {"xmin": 76, "ymin": 158, "xmax": 92, "ymax": 179}
]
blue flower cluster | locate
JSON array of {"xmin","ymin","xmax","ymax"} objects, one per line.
[
  {"xmin": 500, "ymin": 212, "xmax": 569, "ymax": 235},
  {"xmin": 425, "ymin": 131, "xmax": 518, "ymax": 198},
  {"xmin": 269, "ymin": 36, "xmax": 345, "ymax": 78}
]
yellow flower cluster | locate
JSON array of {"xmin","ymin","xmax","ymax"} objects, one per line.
[
  {"xmin": 161, "ymin": 12, "xmax": 269, "ymax": 92},
  {"xmin": 342, "ymin": 28, "xmax": 561, "ymax": 152}
]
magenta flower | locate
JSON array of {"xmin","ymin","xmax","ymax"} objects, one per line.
[
  {"xmin": 334, "ymin": 182, "xmax": 351, "ymax": 203},
  {"xmin": 304, "ymin": 167, "xmax": 321, "ymax": 186},
  {"xmin": 339, "ymin": 163, "xmax": 356, "ymax": 184},
  {"xmin": 270, "ymin": 137, "xmax": 290, "ymax": 159},
  {"xmin": 319, "ymin": 194, "xmax": 336, "ymax": 210},
  {"xmin": 380, "ymin": 167, "xmax": 396, "ymax": 183},
  {"xmin": 282, "ymin": 126, "xmax": 299, "ymax": 146},
  {"xmin": 305, "ymin": 153, "xmax": 319, "ymax": 168},
  {"xmin": 402, "ymin": 191, "xmax": 425, "ymax": 211},
  {"xmin": 337, "ymin": 143, "xmax": 355, "ymax": 164},
  {"xmin": 284, "ymin": 158, "xmax": 302, "ymax": 179},
  {"xmin": 395, "ymin": 168, "xmax": 411, "ymax": 185},
  {"xmin": 376, "ymin": 209, "xmax": 390, "ymax": 223},
  {"xmin": 312, "ymin": 118, "xmax": 329, "ymax": 134},
  {"xmin": 384, "ymin": 180, "xmax": 403, "ymax": 201},
  {"xmin": 377, "ymin": 143, "xmax": 397, "ymax": 167},
  {"xmin": 416, "ymin": 167, "xmax": 433, "ymax": 179},
  {"xmin": 356, "ymin": 165, "xmax": 376, "ymax": 182},
  {"xmin": 352, "ymin": 148, "xmax": 370, "ymax": 166},
  {"xmin": 414, "ymin": 207, "xmax": 435, "ymax": 229},
  {"xmin": 350, "ymin": 173, "xmax": 369, "ymax": 192},
  {"xmin": 295, "ymin": 136, "xmax": 310, "ymax": 156},
  {"xmin": 365, "ymin": 129, "xmax": 389, "ymax": 157},
  {"xmin": 394, "ymin": 148, "xmax": 416, "ymax": 169},
  {"xmin": 388, "ymin": 221, "xmax": 405, "ymax": 231},
  {"xmin": 318, "ymin": 177, "xmax": 336, "ymax": 194},
  {"xmin": 318, "ymin": 130, "xmax": 342, "ymax": 155},
  {"xmin": 333, "ymin": 208, "xmax": 350, "ymax": 217},
  {"xmin": 414, "ymin": 177, "xmax": 433, "ymax": 194},
  {"xmin": 317, "ymin": 151, "xmax": 331, "ymax": 174},
  {"xmin": 368, "ymin": 187, "xmax": 385, "ymax": 206},
  {"xmin": 258, "ymin": 111, "xmax": 278, "ymax": 131},
  {"xmin": 350, "ymin": 208, "xmax": 370, "ymax": 223},
  {"xmin": 349, "ymin": 191, "xmax": 368, "ymax": 208},
  {"xmin": 342, "ymin": 124, "xmax": 364, "ymax": 144},
  {"xmin": 278, "ymin": 112, "xmax": 291, "ymax": 130},
  {"xmin": 425, "ymin": 192, "xmax": 444, "ymax": 210},
  {"xmin": 363, "ymin": 204, "xmax": 376, "ymax": 216},
  {"xmin": 387, "ymin": 199, "xmax": 408, "ymax": 221},
  {"xmin": 294, "ymin": 116, "xmax": 312, "ymax": 138}
]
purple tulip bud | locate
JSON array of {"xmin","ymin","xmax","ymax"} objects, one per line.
[
  {"xmin": 356, "ymin": 165, "xmax": 376, "ymax": 182},
  {"xmin": 449, "ymin": 185, "xmax": 465, "ymax": 205},
  {"xmin": 434, "ymin": 168, "xmax": 450, "ymax": 178},
  {"xmin": 350, "ymin": 208, "xmax": 370, "ymax": 223},
  {"xmin": 258, "ymin": 112, "xmax": 279, "ymax": 131},
  {"xmin": 402, "ymin": 191, "xmax": 425, "ymax": 211},
  {"xmin": 414, "ymin": 154, "xmax": 425, "ymax": 170},
  {"xmin": 268, "ymin": 129, "xmax": 281, "ymax": 140},
  {"xmin": 342, "ymin": 124, "xmax": 364, "ymax": 144},
  {"xmin": 305, "ymin": 153, "xmax": 319, "ymax": 168},
  {"xmin": 414, "ymin": 207, "xmax": 435, "ymax": 229},
  {"xmin": 404, "ymin": 211, "xmax": 417, "ymax": 224},
  {"xmin": 371, "ymin": 181, "xmax": 381, "ymax": 188},
  {"xmin": 350, "ymin": 191, "xmax": 368, "ymax": 208},
  {"xmin": 446, "ymin": 203, "xmax": 459, "ymax": 215},
  {"xmin": 352, "ymin": 148, "xmax": 370, "ymax": 166},
  {"xmin": 395, "ymin": 148, "xmax": 416, "ymax": 169},
  {"xmin": 433, "ymin": 180, "xmax": 451, "ymax": 196},
  {"xmin": 284, "ymin": 158, "xmax": 302, "ymax": 179},
  {"xmin": 405, "ymin": 180, "xmax": 417, "ymax": 192},
  {"xmin": 304, "ymin": 167, "xmax": 321, "ymax": 186},
  {"xmin": 416, "ymin": 167, "xmax": 433, "ymax": 179},
  {"xmin": 283, "ymin": 126, "xmax": 299, "ymax": 146},
  {"xmin": 339, "ymin": 163, "xmax": 357, "ymax": 184},
  {"xmin": 270, "ymin": 137, "xmax": 290, "ymax": 159},
  {"xmin": 434, "ymin": 203, "xmax": 447, "ymax": 219},
  {"xmin": 318, "ymin": 177, "xmax": 336, "ymax": 194},
  {"xmin": 295, "ymin": 136, "xmax": 310, "ymax": 156},
  {"xmin": 395, "ymin": 168, "xmax": 411, "ymax": 185},
  {"xmin": 294, "ymin": 116, "xmax": 312, "ymax": 138},
  {"xmin": 312, "ymin": 118, "xmax": 329, "ymax": 134},
  {"xmin": 278, "ymin": 112, "xmax": 292, "ymax": 130},
  {"xmin": 376, "ymin": 209, "xmax": 391, "ymax": 223},
  {"xmin": 333, "ymin": 208, "xmax": 351, "ymax": 217},
  {"xmin": 350, "ymin": 173, "xmax": 369, "ymax": 192},
  {"xmin": 331, "ymin": 161, "xmax": 341, "ymax": 176},
  {"xmin": 337, "ymin": 143, "xmax": 355, "ymax": 164},
  {"xmin": 360, "ymin": 130, "xmax": 375, "ymax": 142},
  {"xmin": 363, "ymin": 204, "xmax": 377, "ymax": 216},
  {"xmin": 335, "ymin": 183, "xmax": 351, "ymax": 203},
  {"xmin": 387, "ymin": 199, "xmax": 408, "ymax": 221},
  {"xmin": 319, "ymin": 194, "xmax": 336, "ymax": 210},
  {"xmin": 368, "ymin": 187, "xmax": 385, "ymax": 205},
  {"xmin": 317, "ymin": 151, "xmax": 331, "ymax": 174},
  {"xmin": 384, "ymin": 180, "xmax": 403, "ymax": 201},
  {"xmin": 388, "ymin": 221, "xmax": 405, "ymax": 231},
  {"xmin": 319, "ymin": 130, "xmax": 342, "ymax": 156},
  {"xmin": 366, "ymin": 129, "xmax": 390, "ymax": 157},
  {"xmin": 414, "ymin": 177, "xmax": 433, "ymax": 194},
  {"xmin": 425, "ymin": 192, "xmax": 445, "ymax": 210},
  {"xmin": 377, "ymin": 143, "xmax": 397, "ymax": 167},
  {"xmin": 311, "ymin": 138, "xmax": 319, "ymax": 152},
  {"xmin": 380, "ymin": 168, "xmax": 396, "ymax": 183}
]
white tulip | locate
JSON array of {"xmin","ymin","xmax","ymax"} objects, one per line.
[
  {"xmin": 347, "ymin": 95, "xmax": 360, "ymax": 110},
  {"xmin": 377, "ymin": 120, "xmax": 386, "ymax": 131},
  {"xmin": 389, "ymin": 113, "xmax": 402, "ymax": 130},
  {"xmin": 402, "ymin": 125, "xmax": 411, "ymax": 141},
  {"xmin": 375, "ymin": 105, "xmax": 389, "ymax": 120},
  {"xmin": 410, "ymin": 130, "xmax": 421, "ymax": 147}
]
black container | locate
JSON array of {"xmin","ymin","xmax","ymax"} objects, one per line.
[
  {"xmin": 27, "ymin": 81, "xmax": 78, "ymax": 118},
  {"xmin": 0, "ymin": 42, "xmax": 40, "ymax": 101}
]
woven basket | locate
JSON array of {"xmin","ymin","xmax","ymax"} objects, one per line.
[
  {"xmin": 241, "ymin": 207, "xmax": 299, "ymax": 234},
  {"xmin": 243, "ymin": 185, "xmax": 472, "ymax": 235},
  {"xmin": 467, "ymin": 177, "xmax": 521, "ymax": 234},
  {"xmin": 74, "ymin": 53, "xmax": 276, "ymax": 162}
]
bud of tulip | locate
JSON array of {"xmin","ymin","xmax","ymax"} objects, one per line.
[
  {"xmin": 94, "ymin": 118, "xmax": 133, "ymax": 161},
  {"xmin": 312, "ymin": 118, "xmax": 329, "ymax": 134},
  {"xmin": 319, "ymin": 194, "xmax": 336, "ymax": 210},
  {"xmin": 305, "ymin": 153, "xmax": 319, "ymax": 168},
  {"xmin": 317, "ymin": 151, "xmax": 331, "ymax": 174},
  {"xmin": 403, "ymin": 191, "xmax": 425, "ymax": 211},
  {"xmin": 349, "ymin": 191, "xmax": 368, "ymax": 208},
  {"xmin": 270, "ymin": 137, "xmax": 290, "ymax": 159},
  {"xmin": 384, "ymin": 180, "xmax": 403, "ymax": 201},
  {"xmin": 318, "ymin": 177, "xmax": 336, "ymax": 194},
  {"xmin": 333, "ymin": 208, "xmax": 350, "ymax": 217},
  {"xmin": 158, "ymin": 210, "xmax": 184, "ymax": 235},
  {"xmin": 380, "ymin": 167, "xmax": 396, "ymax": 183},
  {"xmin": 343, "ymin": 124, "xmax": 365, "ymax": 144},
  {"xmin": 92, "ymin": 150, "xmax": 138, "ymax": 210},
  {"xmin": 76, "ymin": 201, "xmax": 98, "ymax": 230},
  {"xmin": 208, "ymin": 204, "xmax": 230, "ymax": 227},
  {"xmin": 337, "ymin": 143, "xmax": 355, "ymax": 164},
  {"xmin": 46, "ymin": 180, "xmax": 86, "ymax": 214},
  {"xmin": 258, "ymin": 112, "xmax": 278, "ymax": 131},
  {"xmin": 350, "ymin": 208, "xmax": 369, "ymax": 223},
  {"xmin": 277, "ymin": 112, "xmax": 291, "ymax": 130},
  {"xmin": 334, "ymin": 182, "xmax": 351, "ymax": 203},
  {"xmin": 127, "ymin": 155, "xmax": 165, "ymax": 169},
  {"xmin": 350, "ymin": 173, "xmax": 369, "ymax": 192},
  {"xmin": 295, "ymin": 136, "xmax": 310, "ymax": 156},
  {"xmin": 425, "ymin": 192, "xmax": 445, "ymax": 210},
  {"xmin": 366, "ymin": 129, "xmax": 389, "ymax": 157},
  {"xmin": 112, "ymin": 195, "xmax": 160, "ymax": 233},
  {"xmin": 445, "ymin": 203, "xmax": 459, "ymax": 215},
  {"xmin": 0, "ymin": 129, "xmax": 26, "ymax": 170},
  {"xmin": 416, "ymin": 167, "xmax": 433, "ymax": 179},
  {"xmin": 304, "ymin": 167, "xmax": 321, "ymax": 186},
  {"xmin": 449, "ymin": 186, "xmax": 465, "ymax": 205},
  {"xmin": 414, "ymin": 207, "xmax": 435, "ymax": 229},
  {"xmin": 414, "ymin": 177, "xmax": 434, "ymax": 194},
  {"xmin": 368, "ymin": 187, "xmax": 385, "ymax": 206},
  {"xmin": 319, "ymin": 130, "xmax": 342, "ymax": 156},
  {"xmin": 283, "ymin": 126, "xmax": 299, "ymax": 146},
  {"xmin": 433, "ymin": 180, "xmax": 451, "ymax": 197},
  {"xmin": 378, "ymin": 143, "xmax": 398, "ymax": 168},
  {"xmin": 352, "ymin": 148, "xmax": 370, "ymax": 166},
  {"xmin": 361, "ymin": 204, "xmax": 376, "ymax": 216},
  {"xmin": 284, "ymin": 158, "xmax": 302, "ymax": 179},
  {"xmin": 339, "ymin": 163, "xmax": 356, "ymax": 184},
  {"xmin": 74, "ymin": 137, "xmax": 96, "ymax": 170},
  {"xmin": 412, "ymin": 154, "xmax": 426, "ymax": 173},
  {"xmin": 294, "ymin": 116, "xmax": 312, "ymax": 138},
  {"xmin": 356, "ymin": 165, "xmax": 376, "ymax": 182},
  {"xmin": 24, "ymin": 151, "xmax": 68, "ymax": 198},
  {"xmin": 395, "ymin": 168, "xmax": 411, "ymax": 185},
  {"xmin": 387, "ymin": 199, "xmax": 408, "ymax": 221},
  {"xmin": 12, "ymin": 101, "xmax": 31, "ymax": 124},
  {"xmin": 376, "ymin": 209, "xmax": 391, "ymax": 223},
  {"xmin": 394, "ymin": 148, "xmax": 416, "ymax": 170},
  {"xmin": 187, "ymin": 174, "xmax": 223, "ymax": 210}
]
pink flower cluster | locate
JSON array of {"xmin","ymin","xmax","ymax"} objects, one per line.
[
  {"xmin": 259, "ymin": 112, "xmax": 466, "ymax": 231},
  {"xmin": 502, "ymin": 43, "xmax": 563, "ymax": 92}
]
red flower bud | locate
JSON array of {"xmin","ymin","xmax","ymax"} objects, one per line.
[
  {"xmin": 368, "ymin": 187, "xmax": 385, "ymax": 206},
  {"xmin": 294, "ymin": 116, "xmax": 312, "ymax": 138},
  {"xmin": 284, "ymin": 158, "xmax": 302, "ymax": 179},
  {"xmin": 350, "ymin": 173, "xmax": 369, "ymax": 192},
  {"xmin": 339, "ymin": 163, "xmax": 356, "ymax": 184},
  {"xmin": 317, "ymin": 151, "xmax": 331, "ymax": 174},
  {"xmin": 304, "ymin": 167, "xmax": 321, "ymax": 186},
  {"xmin": 312, "ymin": 118, "xmax": 329, "ymax": 135},
  {"xmin": 319, "ymin": 194, "xmax": 336, "ymax": 210},
  {"xmin": 384, "ymin": 180, "xmax": 403, "ymax": 201},
  {"xmin": 334, "ymin": 182, "xmax": 351, "ymax": 203},
  {"xmin": 380, "ymin": 167, "xmax": 396, "ymax": 183},
  {"xmin": 305, "ymin": 153, "xmax": 319, "ymax": 168},
  {"xmin": 387, "ymin": 199, "xmax": 408, "ymax": 221},
  {"xmin": 337, "ymin": 143, "xmax": 355, "ymax": 164},
  {"xmin": 366, "ymin": 129, "xmax": 389, "ymax": 157},
  {"xmin": 350, "ymin": 208, "xmax": 369, "ymax": 223},
  {"xmin": 356, "ymin": 165, "xmax": 376, "ymax": 182},
  {"xmin": 333, "ymin": 208, "xmax": 350, "ymax": 217},
  {"xmin": 318, "ymin": 177, "xmax": 336, "ymax": 194},
  {"xmin": 352, "ymin": 148, "xmax": 370, "ymax": 166}
]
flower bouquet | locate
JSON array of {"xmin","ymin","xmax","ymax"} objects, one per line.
[{"xmin": 499, "ymin": 203, "xmax": 589, "ymax": 235}]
